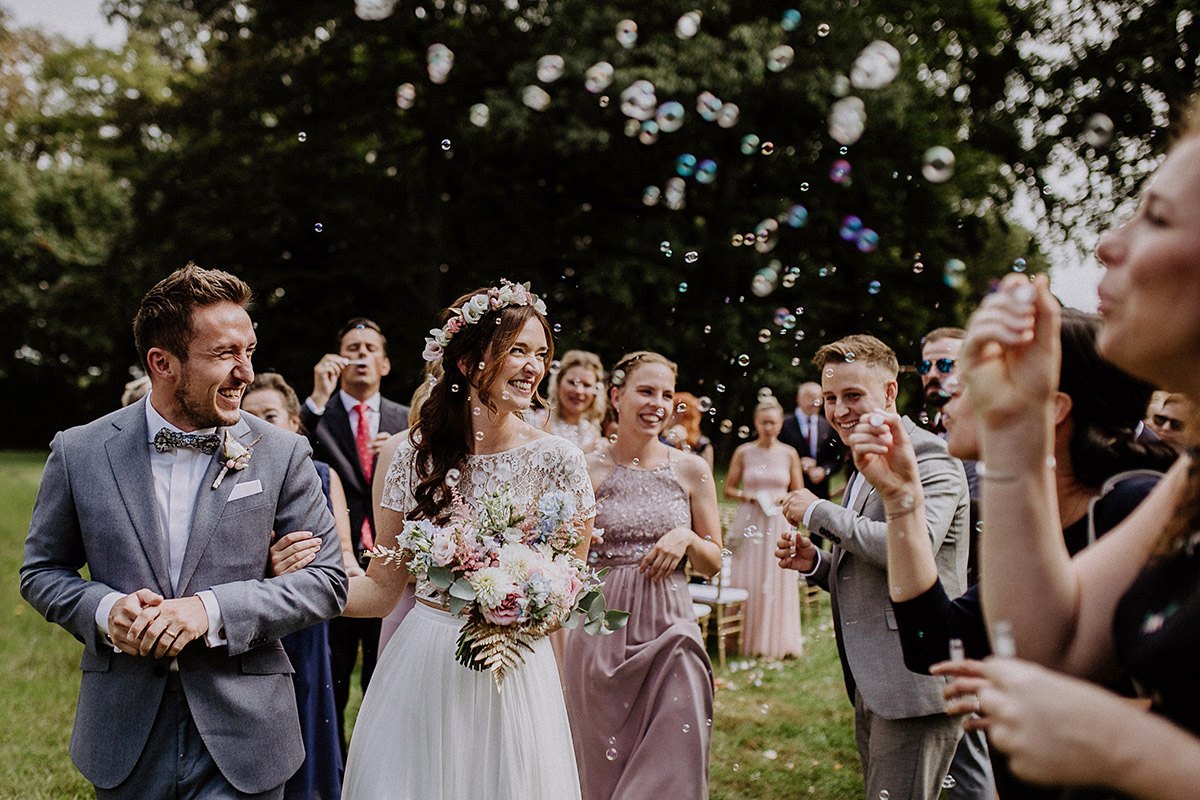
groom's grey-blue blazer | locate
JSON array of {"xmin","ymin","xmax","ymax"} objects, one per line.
[{"xmin": 20, "ymin": 398, "xmax": 349, "ymax": 793}]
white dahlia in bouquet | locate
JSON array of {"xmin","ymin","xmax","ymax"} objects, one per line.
[{"xmin": 368, "ymin": 484, "xmax": 627, "ymax": 687}]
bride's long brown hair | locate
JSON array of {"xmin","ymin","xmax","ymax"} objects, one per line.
[{"xmin": 408, "ymin": 289, "xmax": 553, "ymax": 523}]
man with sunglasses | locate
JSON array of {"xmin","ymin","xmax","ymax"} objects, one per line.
[
  {"xmin": 1146, "ymin": 392, "xmax": 1193, "ymax": 454},
  {"xmin": 916, "ymin": 327, "xmax": 964, "ymax": 431}
]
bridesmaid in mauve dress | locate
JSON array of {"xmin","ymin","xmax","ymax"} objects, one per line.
[
  {"xmin": 724, "ymin": 396, "xmax": 805, "ymax": 659},
  {"xmin": 564, "ymin": 351, "xmax": 723, "ymax": 800}
]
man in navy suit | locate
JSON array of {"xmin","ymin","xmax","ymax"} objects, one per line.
[
  {"xmin": 779, "ymin": 381, "xmax": 843, "ymax": 499},
  {"xmin": 300, "ymin": 317, "xmax": 409, "ymax": 752}
]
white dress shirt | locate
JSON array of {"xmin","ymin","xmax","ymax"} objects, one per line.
[{"xmin": 94, "ymin": 399, "xmax": 226, "ymax": 649}]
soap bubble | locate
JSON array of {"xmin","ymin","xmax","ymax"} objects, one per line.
[
  {"xmin": 606, "ymin": 748, "xmax": 618, "ymax": 761},
  {"xmin": 767, "ymin": 45, "xmax": 795, "ymax": 72},
  {"xmin": 445, "ymin": 468, "xmax": 461, "ymax": 487},
  {"xmin": 868, "ymin": 280, "xmax": 882, "ymax": 294},
  {"xmin": 856, "ymin": 229, "xmax": 879, "ymax": 253},
  {"xmin": 696, "ymin": 91, "xmax": 722, "ymax": 122},
  {"xmin": 676, "ymin": 10, "xmax": 702, "ymax": 39},
  {"xmin": 850, "ymin": 40, "xmax": 902, "ymax": 90},
  {"xmin": 786, "ymin": 205, "xmax": 808, "ymax": 228},
  {"xmin": 695, "ymin": 159, "xmax": 718, "ymax": 184},
  {"xmin": 828, "ymin": 96, "xmax": 866, "ymax": 146},
  {"xmin": 642, "ymin": 186, "xmax": 660, "ymax": 206},
  {"xmin": 685, "ymin": 251, "xmax": 699, "ymax": 263},
  {"xmin": 740, "ymin": 134, "xmax": 761, "ymax": 155},
  {"xmin": 676, "ymin": 153, "xmax": 698, "ymax": 177},
  {"xmin": 469, "ymin": 103, "xmax": 490, "ymax": 127},
  {"xmin": 314, "ymin": 222, "xmax": 324, "ymax": 233},
  {"xmin": 440, "ymin": 139, "xmax": 452, "ymax": 151},
  {"xmin": 719, "ymin": 419, "xmax": 734, "ymax": 433},
  {"xmin": 426, "ymin": 43, "xmax": 454, "ymax": 84},
  {"xmin": 943, "ymin": 258, "xmax": 967, "ymax": 289},
  {"xmin": 616, "ymin": 19, "xmax": 638, "ymax": 48},
  {"xmin": 656, "ymin": 101, "xmax": 686, "ymax": 133},
  {"xmin": 716, "ymin": 102, "xmax": 740, "ymax": 128},
  {"xmin": 1012, "ymin": 257, "xmax": 1027, "ymax": 272},
  {"xmin": 738, "ymin": 354, "xmax": 751, "ymax": 366},
  {"xmin": 752, "ymin": 267, "xmax": 779, "ymax": 297},
  {"xmin": 817, "ymin": 22, "xmax": 830, "ymax": 36},
  {"xmin": 355, "ymin": 0, "xmax": 397, "ymax": 21},
  {"xmin": 536, "ymin": 55, "xmax": 565, "ymax": 83},
  {"xmin": 839, "ymin": 215, "xmax": 864, "ymax": 241},
  {"xmin": 678, "ymin": 282, "xmax": 688, "ymax": 292},
  {"xmin": 830, "ymin": 159, "xmax": 852, "ymax": 184},
  {"xmin": 297, "ymin": 131, "xmax": 307, "ymax": 142},
  {"xmin": 522, "ymin": 85, "xmax": 551, "ymax": 111},
  {"xmin": 395, "ymin": 82, "xmax": 416, "ymax": 109},
  {"xmin": 781, "ymin": 9, "xmax": 802, "ymax": 31},
  {"xmin": 1084, "ymin": 113, "xmax": 1114, "ymax": 148},
  {"xmin": 941, "ymin": 776, "xmax": 957, "ymax": 789},
  {"xmin": 921, "ymin": 146, "xmax": 956, "ymax": 183},
  {"xmin": 757, "ymin": 329, "xmax": 771, "ymax": 343},
  {"xmin": 760, "ymin": 141, "xmax": 775, "ymax": 156},
  {"xmin": 620, "ymin": 80, "xmax": 657, "ymax": 120},
  {"xmin": 584, "ymin": 62, "xmax": 614, "ymax": 94}
]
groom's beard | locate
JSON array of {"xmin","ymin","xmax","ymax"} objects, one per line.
[{"xmin": 175, "ymin": 372, "xmax": 238, "ymax": 429}]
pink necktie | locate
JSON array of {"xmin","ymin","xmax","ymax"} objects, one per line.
[{"xmin": 355, "ymin": 403, "xmax": 374, "ymax": 550}]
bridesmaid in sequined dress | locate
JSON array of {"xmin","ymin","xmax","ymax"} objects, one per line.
[
  {"xmin": 563, "ymin": 351, "xmax": 722, "ymax": 800},
  {"xmin": 725, "ymin": 396, "xmax": 805, "ymax": 659}
]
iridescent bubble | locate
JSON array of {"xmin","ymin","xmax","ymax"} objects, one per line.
[
  {"xmin": 943, "ymin": 258, "xmax": 967, "ymax": 288},
  {"xmin": 941, "ymin": 776, "xmax": 957, "ymax": 790},
  {"xmin": 682, "ymin": 724, "xmax": 691, "ymax": 733},
  {"xmin": 676, "ymin": 153, "xmax": 698, "ymax": 177},
  {"xmin": 395, "ymin": 82, "xmax": 416, "ymax": 109},
  {"xmin": 536, "ymin": 54, "xmax": 565, "ymax": 83},
  {"xmin": 440, "ymin": 138, "xmax": 452, "ymax": 151},
  {"xmin": 912, "ymin": 258, "xmax": 925, "ymax": 274},
  {"xmin": 620, "ymin": 80, "xmax": 657, "ymax": 121},
  {"xmin": 781, "ymin": 9, "xmax": 802, "ymax": 31},
  {"xmin": 474, "ymin": 430, "xmax": 485, "ymax": 441},
  {"xmin": 817, "ymin": 22, "xmax": 830, "ymax": 36},
  {"xmin": 662, "ymin": 245, "xmax": 672, "ymax": 257},
  {"xmin": 522, "ymin": 85, "xmax": 551, "ymax": 111},
  {"xmin": 584, "ymin": 62, "xmax": 614, "ymax": 94},
  {"xmin": 921, "ymin": 146, "xmax": 956, "ymax": 183},
  {"xmin": 675, "ymin": 10, "xmax": 701, "ymax": 39},
  {"xmin": 695, "ymin": 159, "xmax": 718, "ymax": 184},
  {"xmin": 719, "ymin": 419, "xmax": 734, "ymax": 434},
  {"xmin": 426, "ymin": 43, "xmax": 454, "ymax": 84},
  {"xmin": 850, "ymin": 40, "xmax": 902, "ymax": 90},
  {"xmin": 696, "ymin": 396, "xmax": 712, "ymax": 413},
  {"xmin": 856, "ymin": 229, "xmax": 879, "ymax": 253},
  {"xmin": 738, "ymin": 354, "xmax": 751, "ymax": 366},
  {"xmin": 773, "ymin": 307, "xmax": 790, "ymax": 326},
  {"xmin": 696, "ymin": 91, "xmax": 722, "ymax": 122},
  {"xmin": 844, "ymin": 351, "xmax": 856, "ymax": 363},
  {"xmin": 355, "ymin": 0, "xmax": 398, "ymax": 21},
  {"xmin": 793, "ymin": 329, "xmax": 805, "ymax": 341},
  {"xmin": 678, "ymin": 282, "xmax": 688, "ymax": 293},
  {"xmin": 760, "ymin": 141, "xmax": 775, "ymax": 156},
  {"xmin": 642, "ymin": 186, "xmax": 661, "ymax": 206},
  {"xmin": 637, "ymin": 120, "xmax": 658, "ymax": 145},
  {"xmin": 754, "ymin": 218, "xmax": 780, "ymax": 253},
  {"xmin": 599, "ymin": 95, "xmax": 610, "ymax": 107},
  {"xmin": 716, "ymin": 383, "xmax": 726, "ymax": 392},
  {"xmin": 828, "ymin": 96, "xmax": 866, "ymax": 146},
  {"xmin": 297, "ymin": 131, "xmax": 307, "ymax": 142},
  {"xmin": 616, "ymin": 19, "xmax": 638, "ymax": 48},
  {"xmin": 660, "ymin": 240, "xmax": 672, "ymax": 253},
  {"xmin": 786, "ymin": 205, "xmax": 808, "ymax": 228},
  {"xmin": 830, "ymin": 159, "xmax": 852, "ymax": 184},
  {"xmin": 445, "ymin": 467, "xmax": 461, "ymax": 487},
  {"xmin": 314, "ymin": 222, "xmax": 324, "ymax": 232},
  {"xmin": 868, "ymin": 280, "xmax": 881, "ymax": 294},
  {"xmin": 469, "ymin": 103, "xmax": 490, "ymax": 127},
  {"xmin": 656, "ymin": 101, "xmax": 686, "ymax": 133},
  {"xmin": 664, "ymin": 176, "xmax": 687, "ymax": 208},
  {"xmin": 751, "ymin": 267, "xmax": 779, "ymax": 297},
  {"xmin": 740, "ymin": 133, "xmax": 761, "ymax": 155},
  {"xmin": 767, "ymin": 45, "xmax": 795, "ymax": 72},
  {"xmin": 606, "ymin": 748, "xmax": 618, "ymax": 761},
  {"xmin": 731, "ymin": 233, "xmax": 744, "ymax": 246},
  {"xmin": 879, "ymin": 792, "xmax": 890, "ymax": 800},
  {"xmin": 1084, "ymin": 113, "xmax": 1114, "ymax": 148},
  {"xmin": 1012, "ymin": 257, "xmax": 1027, "ymax": 272},
  {"xmin": 781, "ymin": 314, "xmax": 797, "ymax": 329},
  {"xmin": 737, "ymin": 425, "xmax": 751, "ymax": 439},
  {"xmin": 757, "ymin": 329, "xmax": 771, "ymax": 343},
  {"xmin": 685, "ymin": 251, "xmax": 699, "ymax": 263},
  {"xmin": 839, "ymin": 215, "xmax": 863, "ymax": 241},
  {"xmin": 716, "ymin": 102, "xmax": 740, "ymax": 129}
]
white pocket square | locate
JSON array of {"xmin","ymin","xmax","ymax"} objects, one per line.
[{"xmin": 228, "ymin": 480, "xmax": 262, "ymax": 501}]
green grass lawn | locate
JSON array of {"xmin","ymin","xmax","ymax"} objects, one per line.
[{"xmin": 2, "ymin": 451, "xmax": 864, "ymax": 799}]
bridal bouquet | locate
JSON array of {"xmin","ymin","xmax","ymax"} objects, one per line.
[{"xmin": 368, "ymin": 484, "xmax": 627, "ymax": 687}]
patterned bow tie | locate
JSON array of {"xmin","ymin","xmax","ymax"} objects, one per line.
[{"xmin": 154, "ymin": 428, "xmax": 220, "ymax": 455}]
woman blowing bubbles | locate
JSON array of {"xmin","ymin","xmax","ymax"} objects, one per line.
[{"xmin": 934, "ymin": 101, "xmax": 1200, "ymax": 799}]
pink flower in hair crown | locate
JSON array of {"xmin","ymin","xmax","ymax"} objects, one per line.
[{"xmin": 422, "ymin": 279, "xmax": 548, "ymax": 363}]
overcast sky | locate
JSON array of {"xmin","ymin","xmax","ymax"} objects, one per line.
[{"xmin": 1, "ymin": 0, "xmax": 1104, "ymax": 310}]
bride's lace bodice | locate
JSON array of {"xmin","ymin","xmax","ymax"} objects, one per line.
[{"xmin": 380, "ymin": 434, "xmax": 596, "ymax": 599}]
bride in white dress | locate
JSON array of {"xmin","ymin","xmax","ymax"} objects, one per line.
[{"xmin": 340, "ymin": 283, "xmax": 594, "ymax": 800}]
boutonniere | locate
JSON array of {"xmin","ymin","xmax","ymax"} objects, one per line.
[{"xmin": 212, "ymin": 431, "xmax": 262, "ymax": 489}]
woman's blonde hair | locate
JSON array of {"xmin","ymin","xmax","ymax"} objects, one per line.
[{"xmin": 547, "ymin": 350, "xmax": 605, "ymax": 426}]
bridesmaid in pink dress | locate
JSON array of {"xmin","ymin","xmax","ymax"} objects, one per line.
[
  {"xmin": 563, "ymin": 351, "xmax": 723, "ymax": 800},
  {"xmin": 724, "ymin": 396, "xmax": 805, "ymax": 659}
]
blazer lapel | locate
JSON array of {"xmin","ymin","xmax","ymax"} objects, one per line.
[
  {"xmin": 175, "ymin": 418, "xmax": 249, "ymax": 595},
  {"xmin": 106, "ymin": 405, "xmax": 173, "ymax": 596},
  {"xmin": 328, "ymin": 400, "xmax": 367, "ymax": 489}
]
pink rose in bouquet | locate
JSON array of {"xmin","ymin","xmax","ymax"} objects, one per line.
[
  {"xmin": 430, "ymin": 530, "xmax": 457, "ymax": 566},
  {"xmin": 481, "ymin": 593, "xmax": 523, "ymax": 626}
]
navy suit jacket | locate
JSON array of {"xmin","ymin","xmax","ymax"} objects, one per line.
[
  {"xmin": 779, "ymin": 411, "xmax": 843, "ymax": 499},
  {"xmin": 300, "ymin": 395, "xmax": 409, "ymax": 551}
]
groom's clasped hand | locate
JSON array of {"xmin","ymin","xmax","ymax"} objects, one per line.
[{"xmin": 108, "ymin": 588, "xmax": 207, "ymax": 659}]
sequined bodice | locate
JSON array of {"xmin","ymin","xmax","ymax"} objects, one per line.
[
  {"xmin": 380, "ymin": 434, "xmax": 595, "ymax": 598},
  {"xmin": 590, "ymin": 462, "xmax": 691, "ymax": 569}
]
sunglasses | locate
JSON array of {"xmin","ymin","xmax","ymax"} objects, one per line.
[
  {"xmin": 1152, "ymin": 414, "xmax": 1186, "ymax": 432},
  {"xmin": 915, "ymin": 358, "xmax": 955, "ymax": 376}
]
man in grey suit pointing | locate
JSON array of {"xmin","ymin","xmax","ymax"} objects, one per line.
[
  {"xmin": 778, "ymin": 334, "xmax": 969, "ymax": 800},
  {"xmin": 21, "ymin": 263, "xmax": 348, "ymax": 799}
]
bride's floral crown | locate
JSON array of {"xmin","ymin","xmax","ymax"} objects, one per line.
[{"xmin": 422, "ymin": 279, "xmax": 549, "ymax": 362}]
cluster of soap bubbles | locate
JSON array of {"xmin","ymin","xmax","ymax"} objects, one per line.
[
  {"xmin": 838, "ymin": 215, "xmax": 880, "ymax": 253},
  {"xmin": 354, "ymin": 0, "xmax": 397, "ymax": 21},
  {"xmin": 828, "ymin": 96, "xmax": 867, "ymax": 145},
  {"xmin": 675, "ymin": 10, "xmax": 702, "ymax": 39},
  {"xmin": 427, "ymin": 43, "xmax": 454, "ymax": 85},
  {"xmin": 395, "ymin": 82, "xmax": 416, "ymax": 110}
]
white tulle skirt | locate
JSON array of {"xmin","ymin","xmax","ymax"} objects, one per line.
[{"xmin": 341, "ymin": 602, "xmax": 582, "ymax": 800}]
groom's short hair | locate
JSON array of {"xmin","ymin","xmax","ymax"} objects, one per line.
[{"xmin": 134, "ymin": 261, "xmax": 253, "ymax": 367}]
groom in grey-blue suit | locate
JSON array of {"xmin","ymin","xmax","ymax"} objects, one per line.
[
  {"xmin": 20, "ymin": 264, "xmax": 348, "ymax": 799},
  {"xmin": 780, "ymin": 334, "xmax": 969, "ymax": 800}
]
